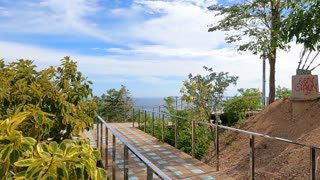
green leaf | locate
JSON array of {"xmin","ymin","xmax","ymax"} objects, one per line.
[
  {"xmin": 13, "ymin": 170, "xmax": 26, "ymax": 180},
  {"xmin": 9, "ymin": 149, "xmax": 20, "ymax": 164},
  {"xmin": 26, "ymin": 159, "xmax": 44, "ymax": 179},
  {"xmin": 0, "ymin": 161, "xmax": 9, "ymax": 178},
  {"xmin": 14, "ymin": 159, "xmax": 35, "ymax": 167},
  {"xmin": 96, "ymin": 168, "xmax": 107, "ymax": 180},
  {"xmin": 44, "ymin": 175, "xmax": 55, "ymax": 180},
  {"xmin": 0, "ymin": 144, "xmax": 13, "ymax": 161},
  {"xmin": 48, "ymin": 141, "xmax": 58, "ymax": 154},
  {"xmin": 91, "ymin": 150, "xmax": 101, "ymax": 161},
  {"xmin": 21, "ymin": 137, "xmax": 36, "ymax": 146}
]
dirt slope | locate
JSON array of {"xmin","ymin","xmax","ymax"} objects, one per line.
[{"xmin": 204, "ymin": 99, "xmax": 320, "ymax": 179}]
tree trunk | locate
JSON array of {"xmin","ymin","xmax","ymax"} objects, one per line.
[
  {"xmin": 269, "ymin": 0, "xmax": 280, "ymax": 104},
  {"xmin": 269, "ymin": 54, "xmax": 276, "ymax": 104}
]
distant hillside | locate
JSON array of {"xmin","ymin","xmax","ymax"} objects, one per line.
[{"xmin": 204, "ymin": 99, "xmax": 320, "ymax": 179}]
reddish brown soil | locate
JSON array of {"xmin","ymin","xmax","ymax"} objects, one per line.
[{"xmin": 204, "ymin": 99, "xmax": 320, "ymax": 179}]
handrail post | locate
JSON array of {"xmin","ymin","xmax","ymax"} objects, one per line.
[
  {"xmin": 192, "ymin": 120, "xmax": 195, "ymax": 158},
  {"xmin": 132, "ymin": 109, "xmax": 135, "ymax": 128},
  {"xmin": 138, "ymin": 109, "xmax": 141, "ymax": 128},
  {"xmin": 96, "ymin": 120, "xmax": 99, "ymax": 150},
  {"xmin": 250, "ymin": 135, "xmax": 255, "ymax": 180},
  {"xmin": 112, "ymin": 134, "xmax": 116, "ymax": 180},
  {"xmin": 124, "ymin": 145, "xmax": 129, "ymax": 180},
  {"xmin": 175, "ymin": 117, "xmax": 178, "ymax": 148},
  {"xmin": 105, "ymin": 127, "xmax": 108, "ymax": 170},
  {"xmin": 215, "ymin": 124, "xmax": 219, "ymax": 171},
  {"xmin": 310, "ymin": 147, "xmax": 316, "ymax": 180},
  {"xmin": 147, "ymin": 166, "xmax": 153, "ymax": 180},
  {"xmin": 162, "ymin": 114, "xmax": 165, "ymax": 143},
  {"xmin": 144, "ymin": 111, "xmax": 147, "ymax": 132},
  {"xmin": 100, "ymin": 122, "xmax": 103, "ymax": 153},
  {"xmin": 152, "ymin": 111, "xmax": 155, "ymax": 136}
]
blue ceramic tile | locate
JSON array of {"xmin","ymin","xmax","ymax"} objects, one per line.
[
  {"xmin": 151, "ymin": 156, "xmax": 161, "ymax": 160},
  {"xmin": 162, "ymin": 151, "xmax": 171, "ymax": 154},
  {"xmin": 158, "ymin": 160, "xmax": 167, "ymax": 164},
  {"xmin": 128, "ymin": 176, "xmax": 139, "ymax": 180},
  {"xmin": 182, "ymin": 178, "xmax": 191, "ymax": 180},
  {"xmin": 183, "ymin": 164, "xmax": 193, "ymax": 168},
  {"xmin": 164, "ymin": 166, "xmax": 175, "ymax": 170},
  {"xmin": 138, "ymin": 162, "xmax": 145, "ymax": 167},
  {"xmin": 168, "ymin": 155, "xmax": 177, "ymax": 158},
  {"xmin": 173, "ymin": 171, "xmax": 183, "ymax": 176},
  {"xmin": 153, "ymin": 145, "xmax": 161, "ymax": 148},
  {"xmin": 191, "ymin": 169, "xmax": 204, "ymax": 174},
  {"xmin": 116, "ymin": 160, "xmax": 124, "ymax": 163},
  {"xmin": 158, "ymin": 148, "xmax": 166, "ymax": 151},
  {"xmin": 147, "ymin": 152, "xmax": 156, "ymax": 156},
  {"xmin": 203, "ymin": 176, "xmax": 215, "ymax": 180},
  {"xmin": 176, "ymin": 159, "xmax": 185, "ymax": 163}
]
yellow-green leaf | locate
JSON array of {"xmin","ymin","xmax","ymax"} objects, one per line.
[
  {"xmin": 96, "ymin": 168, "xmax": 107, "ymax": 180},
  {"xmin": 9, "ymin": 149, "xmax": 20, "ymax": 164},
  {"xmin": 48, "ymin": 141, "xmax": 58, "ymax": 154},
  {"xmin": 21, "ymin": 137, "xmax": 36, "ymax": 146},
  {"xmin": 14, "ymin": 159, "xmax": 35, "ymax": 167},
  {"xmin": 0, "ymin": 144, "xmax": 13, "ymax": 161}
]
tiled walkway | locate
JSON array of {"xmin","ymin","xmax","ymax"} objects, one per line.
[{"xmin": 90, "ymin": 123, "xmax": 232, "ymax": 180}]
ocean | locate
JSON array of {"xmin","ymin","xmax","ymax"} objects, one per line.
[{"xmin": 133, "ymin": 97, "xmax": 187, "ymax": 112}]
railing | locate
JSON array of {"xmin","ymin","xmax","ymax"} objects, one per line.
[
  {"xmin": 95, "ymin": 115, "xmax": 171, "ymax": 180},
  {"xmin": 133, "ymin": 108, "xmax": 320, "ymax": 180}
]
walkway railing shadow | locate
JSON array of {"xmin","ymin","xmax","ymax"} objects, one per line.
[
  {"xmin": 94, "ymin": 115, "xmax": 171, "ymax": 180},
  {"xmin": 133, "ymin": 108, "xmax": 320, "ymax": 180}
]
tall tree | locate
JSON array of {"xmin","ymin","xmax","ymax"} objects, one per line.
[
  {"xmin": 180, "ymin": 66, "xmax": 238, "ymax": 122},
  {"xmin": 208, "ymin": 0, "xmax": 290, "ymax": 104},
  {"xmin": 97, "ymin": 85, "xmax": 133, "ymax": 122},
  {"xmin": 283, "ymin": 1, "xmax": 320, "ymax": 53}
]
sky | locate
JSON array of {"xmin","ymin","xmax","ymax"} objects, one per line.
[{"xmin": 0, "ymin": 0, "xmax": 307, "ymax": 98}]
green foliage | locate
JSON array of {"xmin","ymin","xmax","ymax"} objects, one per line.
[
  {"xmin": 163, "ymin": 97, "xmax": 176, "ymax": 115},
  {"xmin": 180, "ymin": 66, "xmax": 238, "ymax": 122},
  {"xmin": 283, "ymin": 0, "xmax": 320, "ymax": 51},
  {"xmin": 0, "ymin": 57, "xmax": 97, "ymax": 142},
  {"xmin": 275, "ymin": 86, "xmax": 291, "ymax": 99},
  {"xmin": 0, "ymin": 58, "xmax": 106, "ymax": 179},
  {"xmin": 223, "ymin": 88, "xmax": 261, "ymax": 125},
  {"xmin": 0, "ymin": 112, "xmax": 106, "ymax": 180},
  {"xmin": 96, "ymin": 85, "xmax": 133, "ymax": 122},
  {"xmin": 208, "ymin": 0, "xmax": 291, "ymax": 104},
  {"xmin": 138, "ymin": 98, "xmax": 212, "ymax": 160}
]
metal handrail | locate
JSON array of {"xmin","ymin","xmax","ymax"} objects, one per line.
[
  {"xmin": 134, "ymin": 108, "xmax": 319, "ymax": 180},
  {"xmin": 95, "ymin": 115, "xmax": 171, "ymax": 180}
]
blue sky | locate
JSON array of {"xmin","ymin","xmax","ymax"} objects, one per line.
[{"xmin": 0, "ymin": 0, "xmax": 301, "ymax": 97}]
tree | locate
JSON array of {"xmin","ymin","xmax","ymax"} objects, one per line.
[
  {"xmin": 180, "ymin": 66, "xmax": 238, "ymax": 122},
  {"xmin": 97, "ymin": 85, "xmax": 133, "ymax": 122},
  {"xmin": 283, "ymin": 0, "xmax": 320, "ymax": 51},
  {"xmin": 275, "ymin": 85, "xmax": 291, "ymax": 99},
  {"xmin": 224, "ymin": 88, "xmax": 261, "ymax": 125},
  {"xmin": 0, "ymin": 57, "xmax": 97, "ymax": 142},
  {"xmin": 0, "ymin": 58, "xmax": 106, "ymax": 179},
  {"xmin": 208, "ymin": 0, "xmax": 290, "ymax": 104}
]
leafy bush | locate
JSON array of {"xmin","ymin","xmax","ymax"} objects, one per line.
[
  {"xmin": 276, "ymin": 85, "xmax": 291, "ymax": 99},
  {"xmin": 0, "ymin": 58, "xmax": 105, "ymax": 179},
  {"xmin": 96, "ymin": 85, "xmax": 133, "ymax": 122},
  {"xmin": 223, "ymin": 88, "xmax": 261, "ymax": 125}
]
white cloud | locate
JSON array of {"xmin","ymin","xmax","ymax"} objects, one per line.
[
  {"xmin": 0, "ymin": 0, "xmax": 111, "ymax": 41},
  {"xmin": 0, "ymin": 40, "xmax": 303, "ymax": 97},
  {"xmin": 127, "ymin": 0, "xmax": 225, "ymax": 49},
  {"xmin": 0, "ymin": 0, "xmax": 309, "ymax": 97}
]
